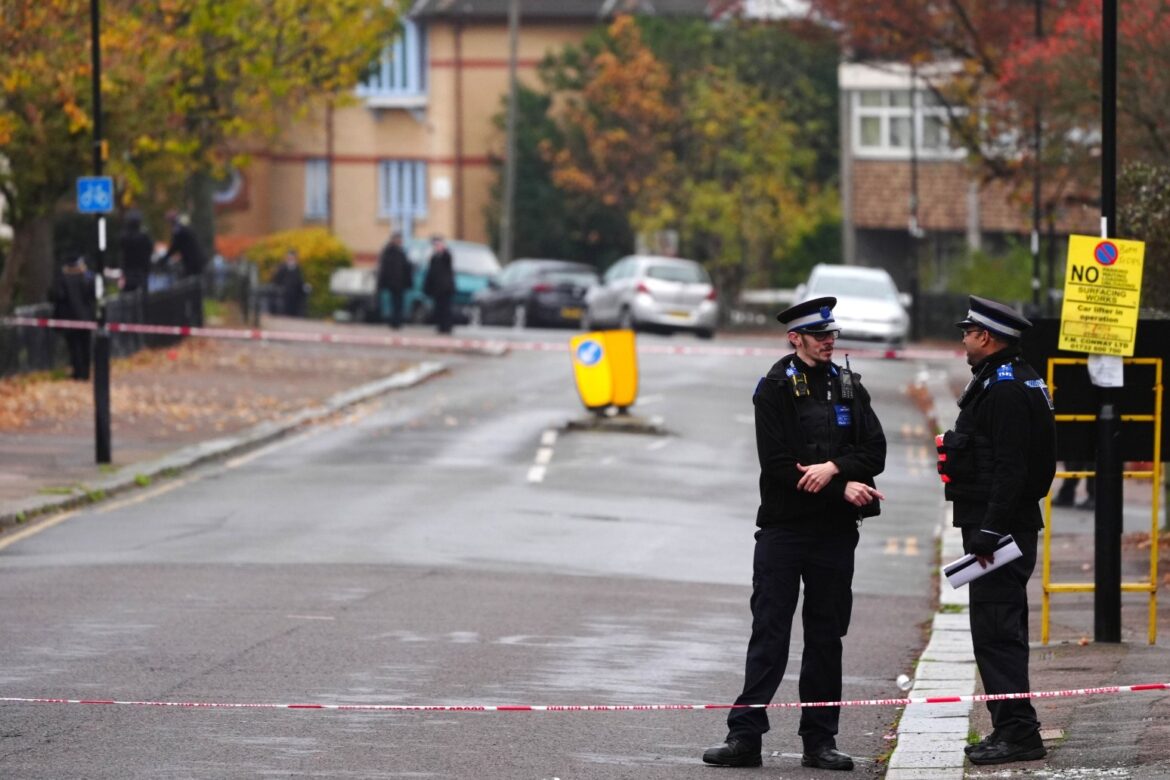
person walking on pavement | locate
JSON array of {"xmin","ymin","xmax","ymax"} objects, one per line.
[
  {"xmin": 938, "ymin": 295, "xmax": 1056, "ymax": 766},
  {"xmin": 376, "ymin": 230, "xmax": 411, "ymax": 329},
  {"xmin": 272, "ymin": 248, "xmax": 308, "ymax": 317},
  {"xmin": 118, "ymin": 210, "xmax": 154, "ymax": 293},
  {"xmin": 702, "ymin": 296, "xmax": 887, "ymax": 771},
  {"xmin": 162, "ymin": 210, "xmax": 206, "ymax": 279},
  {"xmin": 423, "ymin": 235, "xmax": 455, "ymax": 334},
  {"xmin": 48, "ymin": 257, "xmax": 96, "ymax": 381}
]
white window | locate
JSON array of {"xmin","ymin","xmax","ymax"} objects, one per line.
[
  {"xmin": 358, "ymin": 20, "xmax": 426, "ymax": 105},
  {"xmin": 378, "ymin": 160, "xmax": 428, "ymax": 236},
  {"xmin": 853, "ymin": 89, "xmax": 965, "ymax": 160},
  {"xmin": 304, "ymin": 158, "xmax": 329, "ymax": 220}
]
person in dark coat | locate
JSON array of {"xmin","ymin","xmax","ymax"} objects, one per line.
[
  {"xmin": 162, "ymin": 211, "xmax": 206, "ymax": 278},
  {"xmin": 48, "ymin": 257, "xmax": 96, "ymax": 380},
  {"xmin": 938, "ymin": 295, "xmax": 1055, "ymax": 766},
  {"xmin": 423, "ymin": 235, "xmax": 455, "ymax": 334},
  {"xmin": 703, "ymin": 297, "xmax": 886, "ymax": 771},
  {"xmin": 272, "ymin": 249, "xmax": 308, "ymax": 317},
  {"xmin": 376, "ymin": 231, "xmax": 411, "ymax": 329},
  {"xmin": 119, "ymin": 210, "xmax": 154, "ymax": 293}
]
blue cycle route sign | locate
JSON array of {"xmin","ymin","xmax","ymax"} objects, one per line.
[
  {"xmin": 77, "ymin": 176, "xmax": 114, "ymax": 214},
  {"xmin": 576, "ymin": 339, "xmax": 604, "ymax": 366}
]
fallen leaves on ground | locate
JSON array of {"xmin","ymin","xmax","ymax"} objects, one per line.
[{"xmin": 0, "ymin": 338, "xmax": 408, "ymax": 439}]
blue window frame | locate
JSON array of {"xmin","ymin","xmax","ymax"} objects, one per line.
[
  {"xmin": 378, "ymin": 160, "xmax": 428, "ymax": 237},
  {"xmin": 358, "ymin": 20, "xmax": 426, "ymax": 99},
  {"xmin": 304, "ymin": 158, "xmax": 329, "ymax": 220}
]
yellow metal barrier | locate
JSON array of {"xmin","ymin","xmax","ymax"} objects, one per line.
[{"xmin": 1041, "ymin": 357, "xmax": 1163, "ymax": 645}]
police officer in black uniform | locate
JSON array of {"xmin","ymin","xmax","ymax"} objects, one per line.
[
  {"xmin": 703, "ymin": 296, "xmax": 886, "ymax": 771},
  {"xmin": 938, "ymin": 295, "xmax": 1055, "ymax": 765}
]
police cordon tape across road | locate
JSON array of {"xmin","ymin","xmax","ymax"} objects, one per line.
[
  {"xmin": 1, "ymin": 317, "xmax": 963, "ymax": 361},
  {"xmin": 2, "ymin": 682, "xmax": 1168, "ymax": 714}
]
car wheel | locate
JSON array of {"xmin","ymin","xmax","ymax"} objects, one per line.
[
  {"xmin": 469, "ymin": 305, "xmax": 482, "ymax": 327},
  {"xmin": 696, "ymin": 328, "xmax": 715, "ymax": 340},
  {"xmin": 410, "ymin": 302, "xmax": 428, "ymax": 324},
  {"xmin": 618, "ymin": 307, "xmax": 636, "ymax": 331},
  {"xmin": 512, "ymin": 304, "xmax": 527, "ymax": 329}
]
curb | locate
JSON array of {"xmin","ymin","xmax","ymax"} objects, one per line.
[
  {"xmin": 0, "ymin": 361, "xmax": 447, "ymax": 530},
  {"xmin": 885, "ymin": 512, "xmax": 974, "ymax": 779}
]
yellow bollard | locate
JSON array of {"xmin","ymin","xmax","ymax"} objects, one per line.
[
  {"xmin": 603, "ymin": 329, "xmax": 638, "ymax": 411},
  {"xmin": 569, "ymin": 332, "xmax": 614, "ymax": 410},
  {"xmin": 569, "ymin": 329, "xmax": 639, "ymax": 412}
]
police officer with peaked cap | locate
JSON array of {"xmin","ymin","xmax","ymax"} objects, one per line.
[
  {"xmin": 938, "ymin": 295, "xmax": 1055, "ymax": 765},
  {"xmin": 702, "ymin": 296, "xmax": 887, "ymax": 771}
]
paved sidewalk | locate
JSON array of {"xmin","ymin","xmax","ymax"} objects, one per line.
[{"xmin": 890, "ymin": 369, "xmax": 1170, "ymax": 778}]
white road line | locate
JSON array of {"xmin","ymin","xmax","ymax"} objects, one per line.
[
  {"xmin": 534, "ymin": 447, "xmax": 554, "ymax": 466},
  {"xmin": 646, "ymin": 438, "xmax": 670, "ymax": 451},
  {"xmin": 527, "ymin": 465, "xmax": 547, "ymax": 483},
  {"xmin": 540, "ymin": 430, "xmax": 558, "ymax": 447}
]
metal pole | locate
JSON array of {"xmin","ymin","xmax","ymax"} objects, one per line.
[
  {"xmin": 90, "ymin": 0, "xmax": 111, "ymax": 464},
  {"xmin": 1094, "ymin": 0, "xmax": 1120, "ymax": 643},
  {"xmin": 499, "ymin": 0, "xmax": 520, "ymax": 265},
  {"xmin": 1030, "ymin": 0, "xmax": 1043, "ymax": 310}
]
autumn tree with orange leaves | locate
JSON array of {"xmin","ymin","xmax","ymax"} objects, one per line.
[{"xmin": 0, "ymin": 0, "xmax": 398, "ymax": 312}]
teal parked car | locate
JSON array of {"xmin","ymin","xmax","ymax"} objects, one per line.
[
  {"xmin": 396, "ymin": 239, "xmax": 501, "ymax": 324},
  {"xmin": 331, "ymin": 239, "xmax": 501, "ymax": 324}
]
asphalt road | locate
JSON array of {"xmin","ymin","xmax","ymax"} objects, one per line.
[{"xmin": 0, "ymin": 329, "xmax": 948, "ymax": 778}]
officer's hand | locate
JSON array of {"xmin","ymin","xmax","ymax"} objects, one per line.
[
  {"xmin": 843, "ymin": 481, "xmax": 884, "ymax": 507},
  {"xmin": 796, "ymin": 461, "xmax": 840, "ymax": 493},
  {"xmin": 969, "ymin": 529, "xmax": 1003, "ymax": 567}
]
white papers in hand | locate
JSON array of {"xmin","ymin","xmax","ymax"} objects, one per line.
[{"xmin": 944, "ymin": 535, "xmax": 1023, "ymax": 588}]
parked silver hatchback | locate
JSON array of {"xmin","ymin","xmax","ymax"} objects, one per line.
[{"xmin": 582, "ymin": 255, "xmax": 718, "ymax": 339}]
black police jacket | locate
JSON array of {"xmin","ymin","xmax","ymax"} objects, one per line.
[
  {"xmin": 753, "ymin": 353, "xmax": 886, "ymax": 528},
  {"xmin": 942, "ymin": 347, "xmax": 1056, "ymax": 533}
]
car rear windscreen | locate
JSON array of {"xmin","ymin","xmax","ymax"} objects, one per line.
[{"xmin": 646, "ymin": 263, "xmax": 709, "ymax": 284}]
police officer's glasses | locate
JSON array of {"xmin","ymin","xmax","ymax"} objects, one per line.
[
  {"xmin": 804, "ymin": 329, "xmax": 840, "ymax": 342},
  {"xmin": 961, "ymin": 327, "xmax": 985, "ymax": 340}
]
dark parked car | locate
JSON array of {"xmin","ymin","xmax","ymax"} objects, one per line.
[{"xmin": 470, "ymin": 259, "xmax": 599, "ymax": 328}]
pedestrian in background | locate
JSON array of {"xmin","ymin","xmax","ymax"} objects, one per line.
[
  {"xmin": 377, "ymin": 230, "xmax": 411, "ymax": 329},
  {"xmin": 118, "ymin": 210, "xmax": 154, "ymax": 294},
  {"xmin": 272, "ymin": 248, "xmax": 308, "ymax": 317},
  {"xmin": 939, "ymin": 295, "xmax": 1055, "ymax": 765},
  {"xmin": 48, "ymin": 257, "xmax": 96, "ymax": 381},
  {"xmin": 423, "ymin": 235, "xmax": 455, "ymax": 334},
  {"xmin": 162, "ymin": 210, "xmax": 206, "ymax": 279},
  {"xmin": 703, "ymin": 296, "xmax": 886, "ymax": 771}
]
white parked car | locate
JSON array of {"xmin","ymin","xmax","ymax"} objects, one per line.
[
  {"xmin": 582, "ymin": 255, "xmax": 718, "ymax": 339},
  {"xmin": 794, "ymin": 264, "xmax": 911, "ymax": 346}
]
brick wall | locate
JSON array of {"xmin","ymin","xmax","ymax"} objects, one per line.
[{"xmin": 851, "ymin": 159, "xmax": 1096, "ymax": 235}]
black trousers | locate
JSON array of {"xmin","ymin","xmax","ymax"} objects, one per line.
[
  {"xmin": 727, "ymin": 524, "xmax": 858, "ymax": 750},
  {"xmin": 962, "ymin": 526, "xmax": 1040, "ymax": 741},
  {"xmin": 383, "ymin": 289, "xmax": 404, "ymax": 329},
  {"xmin": 61, "ymin": 330, "xmax": 91, "ymax": 380},
  {"xmin": 433, "ymin": 293, "xmax": 454, "ymax": 334}
]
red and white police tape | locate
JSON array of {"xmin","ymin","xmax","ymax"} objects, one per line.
[
  {"xmin": 0, "ymin": 316, "xmax": 963, "ymax": 361},
  {"xmin": 2, "ymin": 682, "xmax": 1167, "ymax": 713}
]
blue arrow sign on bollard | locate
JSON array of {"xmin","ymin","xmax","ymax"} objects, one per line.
[{"xmin": 77, "ymin": 176, "xmax": 114, "ymax": 214}]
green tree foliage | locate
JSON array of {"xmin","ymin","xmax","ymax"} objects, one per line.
[
  {"xmin": 1119, "ymin": 162, "xmax": 1170, "ymax": 316},
  {"xmin": 491, "ymin": 15, "xmax": 841, "ymax": 307},
  {"xmin": 483, "ymin": 85, "xmax": 631, "ymax": 268},
  {"xmin": 0, "ymin": 0, "xmax": 398, "ymax": 313}
]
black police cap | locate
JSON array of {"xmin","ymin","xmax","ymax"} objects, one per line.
[{"xmin": 955, "ymin": 295, "xmax": 1031, "ymax": 339}]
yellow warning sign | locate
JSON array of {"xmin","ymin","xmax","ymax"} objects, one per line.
[{"xmin": 1058, "ymin": 234, "xmax": 1144, "ymax": 356}]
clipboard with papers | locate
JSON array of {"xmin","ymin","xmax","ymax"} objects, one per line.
[{"xmin": 944, "ymin": 534, "xmax": 1023, "ymax": 588}]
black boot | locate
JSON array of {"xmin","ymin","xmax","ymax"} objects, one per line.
[{"xmin": 701, "ymin": 737, "xmax": 762, "ymax": 767}]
